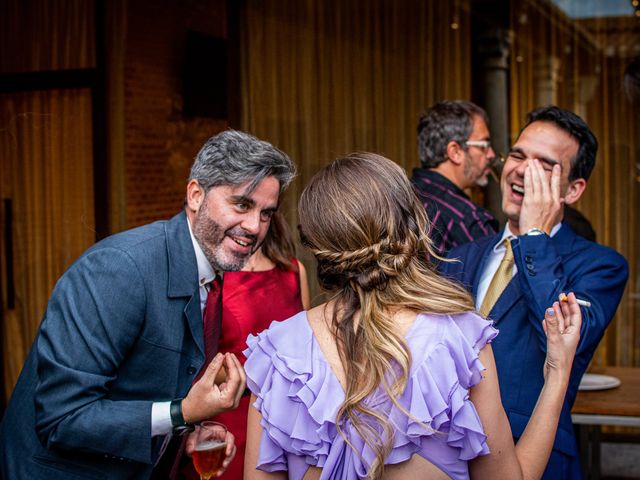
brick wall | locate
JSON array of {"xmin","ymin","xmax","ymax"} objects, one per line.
[{"xmin": 124, "ymin": 0, "xmax": 228, "ymax": 227}]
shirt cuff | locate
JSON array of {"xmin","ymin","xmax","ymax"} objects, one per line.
[{"xmin": 151, "ymin": 401, "xmax": 173, "ymax": 436}]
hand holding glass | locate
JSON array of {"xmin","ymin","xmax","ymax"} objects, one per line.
[{"xmin": 192, "ymin": 421, "xmax": 228, "ymax": 479}]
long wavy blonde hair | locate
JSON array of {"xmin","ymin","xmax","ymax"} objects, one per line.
[{"xmin": 298, "ymin": 153, "xmax": 475, "ymax": 479}]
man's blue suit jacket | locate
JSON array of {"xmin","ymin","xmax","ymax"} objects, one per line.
[
  {"xmin": 440, "ymin": 224, "xmax": 628, "ymax": 479},
  {"xmin": 0, "ymin": 212, "xmax": 207, "ymax": 479}
]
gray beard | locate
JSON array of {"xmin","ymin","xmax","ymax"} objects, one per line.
[
  {"xmin": 464, "ymin": 154, "xmax": 488, "ymax": 188},
  {"xmin": 192, "ymin": 208, "xmax": 251, "ymax": 272}
]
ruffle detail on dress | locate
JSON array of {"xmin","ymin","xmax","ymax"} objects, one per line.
[
  {"xmin": 244, "ymin": 311, "xmax": 498, "ymax": 479},
  {"xmin": 383, "ymin": 312, "xmax": 498, "ymax": 465},
  {"xmin": 244, "ymin": 312, "xmax": 340, "ymax": 473}
]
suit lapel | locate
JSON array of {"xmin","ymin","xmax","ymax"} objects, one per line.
[
  {"xmin": 487, "ymin": 273, "xmax": 522, "ymax": 324},
  {"xmin": 470, "ymin": 234, "xmax": 501, "ymax": 298},
  {"xmin": 183, "ymin": 295, "xmax": 204, "ymax": 358},
  {"xmin": 165, "ymin": 211, "xmax": 205, "ymax": 358},
  {"xmin": 473, "ymin": 232, "xmax": 522, "ymax": 324}
]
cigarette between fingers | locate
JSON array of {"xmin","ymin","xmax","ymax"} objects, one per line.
[{"xmin": 558, "ymin": 293, "xmax": 591, "ymax": 308}]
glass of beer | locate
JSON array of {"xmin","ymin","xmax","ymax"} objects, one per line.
[{"xmin": 192, "ymin": 421, "xmax": 228, "ymax": 480}]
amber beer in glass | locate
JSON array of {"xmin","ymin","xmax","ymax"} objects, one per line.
[{"xmin": 192, "ymin": 421, "xmax": 227, "ymax": 479}]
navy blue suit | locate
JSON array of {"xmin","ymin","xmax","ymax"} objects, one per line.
[
  {"xmin": 440, "ymin": 224, "xmax": 628, "ymax": 479},
  {"xmin": 0, "ymin": 212, "xmax": 206, "ymax": 479}
]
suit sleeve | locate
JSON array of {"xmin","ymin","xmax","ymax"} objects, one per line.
[
  {"xmin": 34, "ymin": 247, "xmax": 155, "ymax": 464},
  {"xmin": 512, "ymin": 234, "xmax": 628, "ymax": 356}
]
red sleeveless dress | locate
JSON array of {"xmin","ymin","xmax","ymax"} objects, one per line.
[{"xmin": 215, "ymin": 261, "xmax": 304, "ymax": 479}]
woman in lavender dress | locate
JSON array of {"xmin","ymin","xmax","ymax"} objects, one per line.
[{"xmin": 244, "ymin": 153, "xmax": 581, "ymax": 480}]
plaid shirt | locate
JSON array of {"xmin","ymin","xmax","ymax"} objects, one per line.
[{"xmin": 411, "ymin": 168, "xmax": 499, "ymax": 255}]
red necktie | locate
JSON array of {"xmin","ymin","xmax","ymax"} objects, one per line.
[{"xmin": 202, "ymin": 276, "xmax": 222, "ymax": 365}]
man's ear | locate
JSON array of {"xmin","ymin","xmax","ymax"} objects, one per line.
[
  {"xmin": 186, "ymin": 180, "xmax": 205, "ymax": 213},
  {"xmin": 563, "ymin": 178, "xmax": 587, "ymax": 205},
  {"xmin": 445, "ymin": 141, "xmax": 464, "ymax": 166}
]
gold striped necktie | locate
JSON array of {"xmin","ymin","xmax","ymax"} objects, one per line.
[{"xmin": 480, "ymin": 238, "xmax": 514, "ymax": 316}]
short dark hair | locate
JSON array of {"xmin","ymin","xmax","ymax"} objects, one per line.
[
  {"xmin": 417, "ymin": 100, "xmax": 489, "ymax": 169},
  {"xmin": 524, "ymin": 106, "xmax": 598, "ymax": 181},
  {"xmin": 189, "ymin": 130, "xmax": 296, "ymax": 194}
]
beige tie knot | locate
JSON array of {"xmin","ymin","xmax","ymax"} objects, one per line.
[{"xmin": 479, "ymin": 238, "xmax": 514, "ymax": 317}]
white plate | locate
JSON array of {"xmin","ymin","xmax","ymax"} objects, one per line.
[{"xmin": 578, "ymin": 373, "xmax": 621, "ymax": 391}]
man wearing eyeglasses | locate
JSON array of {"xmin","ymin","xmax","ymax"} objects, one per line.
[
  {"xmin": 441, "ymin": 106, "xmax": 628, "ymax": 479},
  {"xmin": 411, "ymin": 100, "xmax": 499, "ymax": 256}
]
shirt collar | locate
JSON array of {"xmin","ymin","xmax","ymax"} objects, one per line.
[
  {"xmin": 186, "ymin": 217, "xmax": 218, "ymax": 287},
  {"xmin": 492, "ymin": 224, "xmax": 517, "ymax": 253},
  {"xmin": 413, "ymin": 168, "xmax": 471, "ymax": 199}
]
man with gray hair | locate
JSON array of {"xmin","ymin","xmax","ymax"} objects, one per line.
[
  {"xmin": 0, "ymin": 130, "xmax": 296, "ymax": 479},
  {"xmin": 412, "ymin": 100, "xmax": 499, "ymax": 255}
]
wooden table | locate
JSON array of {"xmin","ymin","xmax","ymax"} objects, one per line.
[{"xmin": 572, "ymin": 367, "xmax": 640, "ymax": 479}]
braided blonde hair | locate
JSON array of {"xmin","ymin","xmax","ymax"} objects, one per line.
[{"xmin": 298, "ymin": 153, "xmax": 474, "ymax": 479}]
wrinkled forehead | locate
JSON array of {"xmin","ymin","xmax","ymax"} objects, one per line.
[
  {"xmin": 212, "ymin": 174, "xmax": 282, "ymax": 196},
  {"xmin": 515, "ymin": 121, "xmax": 578, "ymax": 168},
  {"xmin": 235, "ymin": 176, "xmax": 281, "ymax": 205}
]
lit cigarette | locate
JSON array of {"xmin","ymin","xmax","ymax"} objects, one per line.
[{"xmin": 559, "ymin": 293, "xmax": 591, "ymax": 308}]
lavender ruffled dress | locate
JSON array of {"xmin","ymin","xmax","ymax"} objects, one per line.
[{"xmin": 244, "ymin": 311, "xmax": 498, "ymax": 480}]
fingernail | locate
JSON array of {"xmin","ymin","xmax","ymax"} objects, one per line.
[{"xmin": 546, "ymin": 308, "xmax": 555, "ymax": 316}]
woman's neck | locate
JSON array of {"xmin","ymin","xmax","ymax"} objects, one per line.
[{"xmin": 242, "ymin": 248, "xmax": 276, "ymax": 272}]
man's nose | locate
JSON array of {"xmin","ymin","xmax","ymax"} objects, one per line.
[
  {"xmin": 487, "ymin": 146, "xmax": 496, "ymax": 160},
  {"xmin": 514, "ymin": 157, "xmax": 530, "ymax": 175},
  {"xmin": 241, "ymin": 211, "xmax": 261, "ymax": 234}
]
